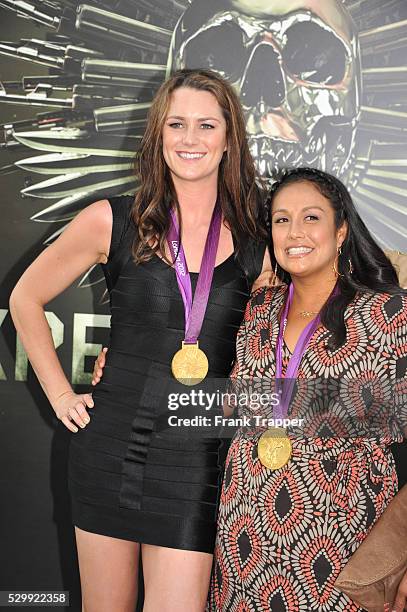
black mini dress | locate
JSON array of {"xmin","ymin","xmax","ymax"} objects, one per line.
[{"xmin": 68, "ymin": 196, "xmax": 265, "ymax": 553}]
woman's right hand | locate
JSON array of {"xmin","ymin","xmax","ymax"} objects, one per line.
[
  {"xmin": 92, "ymin": 346, "xmax": 108, "ymax": 386},
  {"xmin": 53, "ymin": 391, "xmax": 94, "ymax": 433}
]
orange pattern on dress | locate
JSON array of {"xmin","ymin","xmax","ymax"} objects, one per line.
[{"xmin": 210, "ymin": 286, "xmax": 406, "ymax": 611}]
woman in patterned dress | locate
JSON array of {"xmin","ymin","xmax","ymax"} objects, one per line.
[{"xmin": 210, "ymin": 168, "xmax": 407, "ymax": 612}]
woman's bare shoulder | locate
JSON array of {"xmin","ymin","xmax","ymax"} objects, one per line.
[{"xmin": 70, "ymin": 199, "xmax": 113, "ymax": 264}]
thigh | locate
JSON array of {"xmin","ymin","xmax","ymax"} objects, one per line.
[
  {"xmin": 75, "ymin": 527, "xmax": 140, "ymax": 612},
  {"xmin": 142, "ymin": 543, "xmax": 213, "ymax": 612}
]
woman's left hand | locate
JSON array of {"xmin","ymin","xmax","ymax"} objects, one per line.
[{"xmin": 390, "ymin": 569, "xmax": 407, "ymax": 611}]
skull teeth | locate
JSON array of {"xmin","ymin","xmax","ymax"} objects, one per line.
[{"xmin": 248, "ymin": 137, "xmax": 305, "ymax": 177}]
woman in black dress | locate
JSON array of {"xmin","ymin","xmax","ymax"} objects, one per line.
[{"xmin": 9, "ymin": 69, "xmax": 271, "ymax": 611}]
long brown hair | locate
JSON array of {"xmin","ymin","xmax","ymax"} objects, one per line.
[{"xmin": 131, "ymin": 68, "xmax": 267, "ymax": 263}]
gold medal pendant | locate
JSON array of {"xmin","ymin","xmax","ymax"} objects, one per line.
[
  {"xmin": 171, "ymin": 341, "xmax": 209, "ymax": 386},
  {"xmin": 257, "ymin": 427, "xmax": 292, "ymax": 470}
]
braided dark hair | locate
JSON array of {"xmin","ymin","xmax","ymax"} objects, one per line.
[{"xmin": 267, "ymin": 167, "xmax": 403, "ymax": 349}]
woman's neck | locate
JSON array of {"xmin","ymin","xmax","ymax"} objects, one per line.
[
  {"xmin": 290, "ymin": 274, "xmax": 337, "ymax": 312},
  {"xmin": 172, "ymin": 175, "xmax": 218, "ymax": 226}
]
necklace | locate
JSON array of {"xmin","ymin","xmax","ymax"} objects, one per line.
[{"xmin": 299, "ymin": 310, "xmax": 319, "ymax": 318}]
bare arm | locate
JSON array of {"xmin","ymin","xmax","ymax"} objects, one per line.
[
  {"xmin": 252, "ymin": 247, "xmax": 277, "ymax": 291},
  {"xmin": 9, "ymin": 199, "xmax": 112, "ymax": 430}
]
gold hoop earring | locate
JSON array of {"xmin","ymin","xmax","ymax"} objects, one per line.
[
  {"xmin": 271, "ymin": 260, "xmax": 279, "ymax": 287},
  {"xmin": 333, "ymin": 260, "xmax": 340, "ymax": 277},
  {"xmin": 333, "ymin": 245, "xmax": 344, "ymax": 277}
]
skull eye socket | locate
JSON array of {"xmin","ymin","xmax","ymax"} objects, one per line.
[
  {"xmin": 183, "ymin": 22, "xmax": 245, "ymax": 81},
  {"xmin": 283, "ymin": 21, "xmax": 348, "ymax": 85}
]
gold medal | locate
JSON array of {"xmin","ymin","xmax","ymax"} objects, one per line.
[
  {"xmin": 257, "ymin": 427, "xmax": 292, "ymax": 470},
  {"xmin": 171, "ymin": 341, "xmax": 209, "ymax": 386}
]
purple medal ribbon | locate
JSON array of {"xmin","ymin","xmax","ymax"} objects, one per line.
[
  {"xmin": 167, "ymin": 201, "xmax": 222, "ymax": 344},
  {"xmin": 275, "ymin": 282, "xmax": 339, "ymax": 420}
]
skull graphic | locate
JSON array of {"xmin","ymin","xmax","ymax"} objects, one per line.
[{"xmin": 169, "ymin": 0, "xmax": 361, "ymax": 178}]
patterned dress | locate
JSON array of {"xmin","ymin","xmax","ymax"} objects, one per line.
[{"xmin": 210, "ymin": 284, "xmax": 407, "ymax": 611}]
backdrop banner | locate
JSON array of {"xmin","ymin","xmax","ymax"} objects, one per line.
[{"xmin": 1, "ymin": 1, "xmax": 406, "ymax": 609}]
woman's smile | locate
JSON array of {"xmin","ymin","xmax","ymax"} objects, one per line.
[
  {"xmin": 285, "ymin": 246, "xmax": 314, "ymax": 258},
  {"xmin": 176, "ymin": 151, "xmax": 207, "ymax": 161}
]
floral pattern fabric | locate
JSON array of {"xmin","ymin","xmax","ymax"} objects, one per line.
[{"xmin": 210, "ymin": 285, "xmax": 407, "ymax": 611}]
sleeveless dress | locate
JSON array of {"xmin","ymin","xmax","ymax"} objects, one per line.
[
  {"xmin": 210, "ymin": 284, "xmax": 407, "ymax": 610},
  {"xmin": 68, "ymin": 196, "xmax": 265, "ymax": 553}
]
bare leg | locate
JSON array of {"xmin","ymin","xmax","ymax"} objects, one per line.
[
  {"xmin": 75, "ymin": 527, "xmax": 140, "ymax": 612},
  {"xmin": 142, "ymin": 544, "xmax": 213, "ymax": 612}
]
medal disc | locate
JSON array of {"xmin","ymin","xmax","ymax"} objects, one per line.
[
  {"xmin": 171, "ymin": 341, "xmax": 209, "ymax": 386},
  {"xmin": 257, "ymin": 427, "xmax": 292, "ymax": 470}
]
